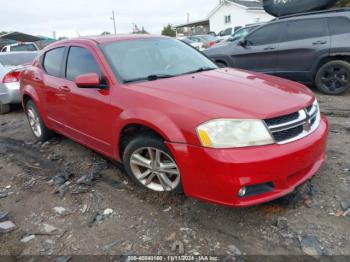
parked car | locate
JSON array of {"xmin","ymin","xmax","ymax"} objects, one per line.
[
  {"xmin": 20, "ymin": 35, "xmax": 328, "ymax": 207},
  {"xmin": 187, "ymin": 35, "xmax": 221, "ymax": 49},
  {"xmin": 1, "ymin": 42, "xmax": 39, "ymax": 52},
  {"xmin": 0, "ymin": 51, "xmax": 38, "ymax": 114},
  {"xmin": 179, "ymin": 37, "xmax": 205, "ymax": 51},
  {"xmin": 204, "ymin": 8, "xmax": 350, "ymax": 95},
  {"xmin": 218, "ymin": 26, "xmax": 243, "ymax": 41}
]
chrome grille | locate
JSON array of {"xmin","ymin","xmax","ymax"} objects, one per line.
[{"xmin": 264, "ymin": 101, "xmax": 321, "ymax": 144}]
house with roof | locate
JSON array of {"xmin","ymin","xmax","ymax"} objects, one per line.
[
  {"xmin": 209, "ymin": 0, "xmax": 273, "ymax": 34},
  {"xmin": 174, "ymin": 0, "xmax": 273, "ymax": 36}
]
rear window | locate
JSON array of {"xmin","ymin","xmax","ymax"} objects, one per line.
[
  {"xmin": 285, "ymin": 19, "xmax": 327, "ymax": 41},
  {"xmin": 43, "ymin": 47, "xmax": 65, "ymax": 77},
  {"xmin": 0, "ymin": 53, "xmax": 38, "ymax": 67},
  {"xmin": 328, "ymin": 17, "xmax": 350, "ymax": 35},
  {"xmin": 10, "ymin": 44, "xmax": 38, "ymax": 52}
]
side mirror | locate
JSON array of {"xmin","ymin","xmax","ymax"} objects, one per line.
[
  {"xmin": 75, "ymin": 73, "xmax": 101, "ymax": 88},
  {"xmin": 238, "ymin": 39, "xmax": 247, "ymax": 47}
]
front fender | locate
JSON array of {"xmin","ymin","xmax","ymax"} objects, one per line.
[{"xmin": 113, "ymin": 108, "xmax": 187, "ymax": 160}]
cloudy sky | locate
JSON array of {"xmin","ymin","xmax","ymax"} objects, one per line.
[{"xmin": 2, "ymin": 0, "xmax": 219, "ymax": 38}]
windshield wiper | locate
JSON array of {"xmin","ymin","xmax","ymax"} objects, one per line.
[
  {"xmin": 181, "ymin": 67, "xmax": 216, "ymax": 76},
  {"xmin": 123, "ymin": 74, "xmax": 175, "ymax": 84}
]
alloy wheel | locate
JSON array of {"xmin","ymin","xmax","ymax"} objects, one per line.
[
  {"xmin": 27, "ymin": 108, "xmax": 42, "ymax": 138},
  {"xmin": 320, "ymin": 65, "xmax": 348, "ymax": 93},
  {"xmin": 130, "ymin": 147, "xmax": 180, "ymax": 192}
]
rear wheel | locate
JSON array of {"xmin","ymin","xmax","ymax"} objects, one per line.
[
  {"xmin": 315, "ymin": 60, "xmax": 350, "ymax": 95},
  {"xmin": 26, "ymin": 100, "xmax": 54, "ymax": 141},
  {"xmin": 123, "ymin": 135, "xmax": 183, "ymax": 193},
  {"xmin": 216, "ymin": 61, "xmax": 227, "ymax": 68},
  {"xmin": 0, "ymin": 103, "xmax": 10, "ymax": 114}
]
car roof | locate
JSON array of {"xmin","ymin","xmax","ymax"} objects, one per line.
[
  {"xmin": 274, "ymin": 8, "xmax": 350, "ymax": 21},
  {"xmin": 58, "ymin": 34, "xmax": 166, "ymax": 45}
]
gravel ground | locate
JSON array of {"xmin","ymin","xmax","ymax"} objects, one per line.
[{"xmin": 0, "ymin": 90, "xmax": 349, "ymax": 259}]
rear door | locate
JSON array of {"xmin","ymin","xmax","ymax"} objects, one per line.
[
  {"xmin": 60, "ymin": 45, "xmax": 113, "ymax": 153},
  {"xmin": 328, "ymin": 16, "xmax": 350, "ymax": 55},
  {"xmin": 231, "ymin": 22, "xmax": 285, "ymax": 74},
  {"xmin": 276, "ymin": 18, "xmax": 330, "ymax": 83},
  {"xmin": 40, "ymin": 47, "xmax": 67, "ymax": 131}
]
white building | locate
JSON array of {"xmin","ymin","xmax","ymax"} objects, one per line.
[
  {"xmin": 174, "ymin": 0, "xmax": 274, "ymax": 36},
  {"xmin": 209, "ymin": 0, "xmax": 274, "ymax": 34}
]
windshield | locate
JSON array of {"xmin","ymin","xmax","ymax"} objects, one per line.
[
  {"xmin": 10, "ymin": 44, "xmax": 37, "ymax": 52},
  {"xmin": 101, "ymin": 38, "xmax": 217, "ymax": 83}
]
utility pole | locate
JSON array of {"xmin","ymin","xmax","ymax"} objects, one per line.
[
  {"xmin": 186, "ymin": 12, "xmax": 190, "ymax": 23},
  {"xmin": 110, "ymin": 11, "xmax": 117, "ymax": 35}
]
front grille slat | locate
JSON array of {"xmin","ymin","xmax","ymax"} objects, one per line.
[
  {"xmin": 265, "ymin": 112, "xmax": 299, "ymax": 126},
  {"xmin": 264, "ymin": 105, "xmax": 320, "ymax": 144}
]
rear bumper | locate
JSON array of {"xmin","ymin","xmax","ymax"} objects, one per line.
[
  {"xmin": 167, "ymin": 116, "xmax": 329, "ymax": 207},
  {"xmin": 0, "ymin": 83, "xmax": 21, "ymax": 104}
]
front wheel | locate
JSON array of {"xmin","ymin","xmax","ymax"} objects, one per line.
[
  {"xmin": 26, "ymin": 100, "xmax": 54, "ymax": 141},
  {"xmin": 216, "ymin": 61, "xmax": 227, "ymax": 68},
  {"xmin": 315, "ymin": 60, "xmax": 350, "ymax": 95},
  {"xmin": 123, "ymin": 135, "xmax": 183, "ymax": 193}
]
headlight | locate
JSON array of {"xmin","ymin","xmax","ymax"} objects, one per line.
[{"xmin": 197, "ymin": 119, "xmax": 274, "ymax": 148}]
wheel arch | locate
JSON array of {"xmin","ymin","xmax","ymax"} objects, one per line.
[
  {"xmin": 21, "ymin": 86, "xmax": 50, "ymax": 128},
  {"xmin": 113, "ymin": 109, "xmax": 187, "ymax": 161},
  {"xmin": 312, "ymin": 54, "xmax": 350, "ymax": 80}
]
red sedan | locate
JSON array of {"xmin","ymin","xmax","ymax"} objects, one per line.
[{"xmin": 20, "ymin": 35, "xmax": 329, "ymax": 207}]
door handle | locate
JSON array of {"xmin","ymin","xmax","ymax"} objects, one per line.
[
  {"xmin": 264, "ymin": 46, "xmax": 276, "ymax": 51},
  {"xmin": 312, "ymin": 40, "xmax": 327, "ymax": 45},
  {"xmin": 59, "ymin": 86, "xmax": 71, "ymax": 93}
]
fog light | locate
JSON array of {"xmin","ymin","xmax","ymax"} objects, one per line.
[{"xmin": 238, "ymin": 187, "xmax": 247, "ymax": 197}]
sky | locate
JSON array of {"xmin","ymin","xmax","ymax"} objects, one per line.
[{"xmin": 2, "ymin": 0, "xmax": 219, "ymax": 38}]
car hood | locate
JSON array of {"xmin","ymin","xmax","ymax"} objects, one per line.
[{"xmin": 129, "ymin": 68, "xmax": 314, "ymax": 120}]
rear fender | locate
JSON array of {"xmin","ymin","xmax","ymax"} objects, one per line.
[{"xmin": 21, "ymin": 84, "xmax": 51, "ymax": 128}]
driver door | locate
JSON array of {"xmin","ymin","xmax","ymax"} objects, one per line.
[
  {"xmin": 60, "ymin": 45, "xmax": 114, "ymax": 153},
  {"xmin": 231, "ymin": 22, "xmax": 286, "ymax": 74}
]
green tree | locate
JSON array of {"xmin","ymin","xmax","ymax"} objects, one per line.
[
  {"xmin": 101, "ymin": 31, "xmax": 111, "ymax": 35},
  {"xmin": 161, "ymin": 24, "xmax": 176, "ymax": 37}
]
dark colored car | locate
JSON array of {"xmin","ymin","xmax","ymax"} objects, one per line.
[
  {"xmin": 20, "ymin": 35, "xmax": 328, "ymax": 207},
  {"xmin": 204, "ymin": 8, "xmax": 350, "ymax": 95}
]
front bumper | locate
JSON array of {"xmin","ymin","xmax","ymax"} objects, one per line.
[
  {"xmin": 0, "ymin": 82, "xmax": 21, "ymax": 104},
  {"xmin": 167, "ymin": 116, "xmax": 329, "ymax": 207}
]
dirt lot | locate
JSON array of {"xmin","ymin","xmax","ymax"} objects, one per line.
[{"xmin": 0, "ymin": 90, "xmax": 349, "ymax": 259}]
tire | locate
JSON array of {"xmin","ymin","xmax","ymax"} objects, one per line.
[
  {"xmin": 0, "ymin": 103, "xmax": 10, "ymax": 114},
  {"xmin": 216, "ymin": 61, "xmax": 227, "ymax": 68},
  {"xmin": 123, "ymin": 135, "xmax": 183, "ymax": 194},
  {"xmin": 315, "ymin": 60, "xmax": 350, "ymax": 95},
  {"xmin": 25, "ymin": 100, "xmax": 54, "ymax": 141}
]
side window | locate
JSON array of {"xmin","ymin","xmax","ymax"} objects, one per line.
[
  {"xmin": 43, "ymin": 47, "xmax": 65, "ymax": 77},
  {"xmin": 286, "ymin": 19, "xmax": 327, "ymax": 41},
  {"xmin": 223, "ymin": 28, "xmax": 232, "ymax": 36},
  {"xmin": 66, "ymin": 46, "xmax": 102, "ymax": 81},
  {"xmin": 246, "ymin": 22, "xmax": 284, "ymax": 46},
  {"xmin": 328, "ymin": 17, "xmax": 350, "ymax": 36}
]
